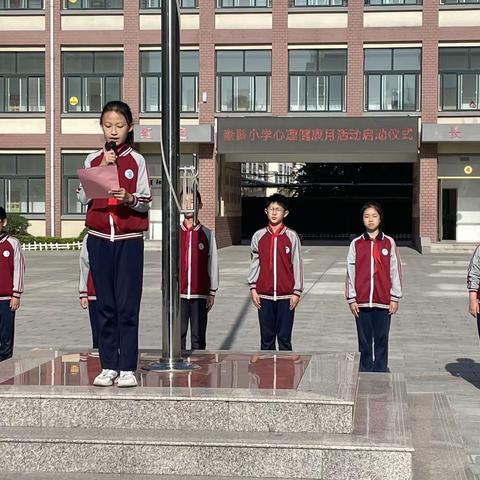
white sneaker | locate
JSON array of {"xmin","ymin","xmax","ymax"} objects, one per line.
[
  {"xmin": 116, "ymin": 370, "xmax": 138, "ymax": 388},
  {"xmin": 93, "ymin": 369, "xmax": 118, "ymax": 387}
]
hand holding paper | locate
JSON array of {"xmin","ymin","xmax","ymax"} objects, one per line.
[{"xmin": 77, "ymin": 166, "xmax": 120, "ymax": 200}]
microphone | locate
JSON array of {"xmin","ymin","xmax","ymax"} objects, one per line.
[{"xmin": 106, "ymin": 141, "xmax": 116, "ymax": 151}]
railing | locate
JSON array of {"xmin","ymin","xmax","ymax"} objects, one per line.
[
  {"xmin": 140, "ymin": 0, "xmax": 198, "ymax": 7},
  {"xmin": 440, "ymin": 0, "xmax": 480, "ymax": 4},
  {"xmin": 289, "ymin": 0, "xmax": 347, "ymax": 6},
  {"xmin": 217, "ymin": 0, "xmax": 271, "ymax": 7},
  {"xmin": 22, "ymin": 241, "xmax": 82, "ymax": 251},
  {"xmin": 365, "ymin": 0, "xmax": 422, "ymax": 4}
]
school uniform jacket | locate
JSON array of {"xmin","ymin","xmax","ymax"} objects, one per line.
[
  {"xmin": 345, "ymin": 232, "xmax": 402, "ymax": 309},
  {"xmin": 467, "ymin": 245, "xmax": 480, "ymax": 300},
  {"xmin": 248, "ymin": 225, "xmax": 304, "ymax": 301},
  {"xmin": 180, "ymin": 223, "xmax": 219, "ymax": 300},
  {"xmin": 77, "ymin": 143, "xmax": 152, "ymax": 242},
  {"xmin": 0, "ymin": 233, "xmax": 25, "ymax": 301},
  {"xmin": 79, "ymin": 235, "xmax": 96, "ymax": 301}
]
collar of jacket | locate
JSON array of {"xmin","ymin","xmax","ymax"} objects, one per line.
[
  {"xmin": 363, "ymin": 231, "xmax": 384, "ymax": 241},
  {"xmin": 181, "ymin": 222, "xmax": 202, "ymax": 232},
  {"xmin": 267, "ymin": 224, "xmax": 287, "ymax": 235},
  {"xmin": 0, "ymin": 232, "xmax": 8, "ymax": 243},
  {"xmin": 104, "ymin": 142, "xmax": 131, "ymax": 157}
]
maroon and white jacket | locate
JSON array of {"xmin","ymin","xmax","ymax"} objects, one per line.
[
  {"xmin": 79, "ymin": 235, "xmax": 96, "ymax": 301},
  {"xmin": 0, "ymin": 233, "xmax": 25, "ymax": 301},
  {"xmin": 248, "ymin": 225, "xmax": 304, "ymax": 301},
  {"xmin": 345, "ymin": 232, "xmax": 402, "ymax": 309},
  {"xmin": 180, "ymin": 222, "xmax": 219, "ymax": 300},
  {"xmin": 77, "ymin": 143, "xmax": 152, "ymax": 242}
]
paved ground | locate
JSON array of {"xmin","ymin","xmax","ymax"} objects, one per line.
[{"xmin": 12, "ymin": 245, "xmax": 480, "ymax": 477}]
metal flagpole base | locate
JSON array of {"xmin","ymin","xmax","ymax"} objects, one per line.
[{"xmin": 142, "ymin": 358, "xmax": 200, "ymax": 372}]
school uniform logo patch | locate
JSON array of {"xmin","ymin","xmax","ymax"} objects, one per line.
[
  {"xmin": 124, "ymin": 169, "xmax": 134, "ymax": 180},
  {"xmin": 285, "ymin": 246, "xmax": 290, "ymax": 254},
  {"xmin": 382, "ymin": 248, "xmax": 389, "ymax": 256},
  {"xmin": 3, "ymin": 251, "xmax": 10, "ymax": 258},
  {"xmin": 198, "ymin": 243, "xmax": 205, "ymax": 251}
]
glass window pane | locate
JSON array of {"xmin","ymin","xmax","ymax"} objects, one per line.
[
  {"xmin": 63, "ymin": 154, "xmax": 85, "ymax": 175},
  {"xmin": 393, "ymin": 48, "xmax": 421, "ymax": 71},
  {"xmin": 29, "ymin": 0, "xmax": 43, "ymax": 7},
  {"xmin": 0, "ymin": 180, "xmax": 3, "ymax": 211},
  {"xmin": 143, "ymin": 76, "xmax": 160, "ymax": 112},
  {"xmin": 461, "ymin": 74, "xmax": 477, "ymax": 109},
  {"xmin": 289, "ymin": 50, "xmax": 318, "ymax": 72},
  {"xmin": 245, "ymin": 50, "xmax": 271, "ymax": 73},
  {"xmin": 255, "ymin": 75, "xmax": 267, "ymax": 111},
  {"xmin": 180, "ymin": 51, "xmax": 199, "ymax": 73},
  {"xmin": 17, "ymin": 52, "xmax": 44, "ymax": 74},
  {"xmin": 307, "ymin": 75, "xmax": 324, "ymax": 111},
  {"xmin": 181, "ymin": 75, "xmax": 196, "ymax": 112},
  {"xmin": 441, "ymin": 74, "xmax": 457, "ymax": 110},
  {"xmin": 470, "ymin": 48, "xmax": 480, "ymax": 70},
  {"xmin": 367, "ymin": 74, "xmax": 381, "ymax": 110},
  {"xmin": 17, "ymin": 155, "xmax": 43, "ymax": 175},
  {"xmin": 0, "ymin": 53, "xmax": 15, "ymax": 74},
  {"xmin": 318, "ymin": 50, "xmax": 347, "ymax": 72},
  {"xmin": 66, "ymin": 77, "xmax": 82, "ymax": 112},
  {"xmin": 28, "ymin": 77, "xmax": 44, "ymax": 112},
  {"xmin": 439, "ymin": 48, "xmax": 469, "ymax": 71},
  {"xmin": 364, "ymin": 49, "xmax": 392, "ymax": 71},
  {"xmin": 382, "ymin": 74, "xmax": 402, "ymax": 110},
  {"xmin": 83, "ymin": 77, "xmax": 102, "ymax": 112},
  {"xmin": 0, "ymin": 77, "xmax": 4, "ymax": 112},
  {"xmin": 66, "ymin": 178, "xmax": 86, "ymax": 214},
  {"xmin": 220, "ymin": 76, "xmax": 232, "ymax": 111},
  {"xmin": 107, "ymin": 0, "xmax": 123, "ymax": 7},
  {"xmin": 289, "ymin": 75, "xmax": 305, "ymax": 111},
  {"xmin": 94, "ymin": 52, "xmax": 123, "ymax": 73},
  {"xmin": 217, "ymin": 51, "xmax": 244, "ymax": 73},
  {"xmin": 145, "ymin": 155, "xmax": 162, "ymax": 177},
  {"xmin": 63, "ymin": 52, "xmax": 93, "ymax": 74},
  {"xmin": 0, "ymin": 155, "xmax": 16, "ymax": 175},
  {"xmin": 234, "ymin": 76, "xmax": 253, "ymax": 111},
  {"xmin": 329, "ymin": 75, "xmax": 343, "ymax": 111},
  {"xmin": 403, "ymin": 74, "xmax": 417, "ymax": 110},
  {"xmin": 6, "ymin": 178, "xmax": 28, "ymax": 214},
  {"xmin": 6, "ymin": 77, "xmax": 27, "ymax": 112},
  {"xmin": 29, "ymin": 178, "xmax": 45, "ymax": 213},
  {"xmin": 104, "ymin": 76, "xmax": 121, "ymax": 104},
  {"xmin": 141, "ymin": 51, "xmax": 161, "ymax": 74}
]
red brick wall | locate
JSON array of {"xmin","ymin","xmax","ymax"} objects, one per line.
[
  {"xmin": 418, "ymin": 145, "xmax": 438, "ymax": 242},
  {"xmin": 272, "ymin": 0, "xmax": 289, "ymax": 116},
  {"xmin": 347, "ymin": 0, "xmax": 364, "ymax": 116}
]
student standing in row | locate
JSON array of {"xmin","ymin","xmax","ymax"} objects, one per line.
[
  {"xmin": 79, "ymin": 234, "xmax": 99, "ymax": 349},
  {"xmin": 248, "ymin": 194, "xmax": 304, "ymax": 351},
  {"xmin": 467, "ymin": 244, "xmax": 480, "ymax": 338},
  {"xmin": 180, "ymin": 191, "xmax": 219, "ymax": 351},
  {"xmin": 0, "ymin": 207, "xmax": 25, "ymax": 362},
  {"xmin": 345, "ymin": 202, "xmax": 402, "ymax": 373},
  {"xmin": 77, "ymin": 101, "xmax": 152, "ymax": 387}
]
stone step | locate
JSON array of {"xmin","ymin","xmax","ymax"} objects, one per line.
[
  {"xmin": 2, "ymin": 474, "xmax": 299, "ymax": 480},
  {"xmin": 0, "ymin": 424, "xmax": 412, "ymax": 479},
  {"xmin": 0, "ymin": 373, "xmax": 413, "ymax": 480},
  {"xmin": 429, "ymin": 243, "xmax": 477, "ymax": 255},
  {"xmin": 0, "ymin": 351, "xmax": 359, "ymax": 435}
]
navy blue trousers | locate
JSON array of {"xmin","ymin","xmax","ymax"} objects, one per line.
[
  {"xmin": 181, "ymin": 298, "xmax": 208, "ymax": 351},
  {"xmin": 87, "ymin": 236, "xmax": 144, "ymax": 371},
  {"xmin": 258, "ymin": 298, "xmax": 294, "ymax": 351},
  {"xmin": 355, "ymin": 307, "xmax": 391, "ymax": 372},
  {"xmin": 0, "ymin": 300, "xmax": 15, "ymax": 361},
  {"xmin": 88, "ymin": 300, "xmax": 99, "ymax": 349},
  {"xmin": 476, "ymin": 314, "xmax": 480, "ymax": 339}
]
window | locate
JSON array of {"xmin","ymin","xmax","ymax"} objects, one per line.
[
  {"xmin": 62, "ymin": 51, "xmax": 123, "ymax": 113},
  {"xmin": 440, "ymin": 0, "xmax": 480, "ymax": 4},
  {"xmin": 365, "ymin": 0, "xmax": 421, "ymax": 5},
  {"xmin": 140, "ymin": 50, "xmax": 199, "ymax": 113},
  {"xmin": 0, "ymin": 0, "xmax": 42, "ymax": 8},
  {"xmin": 217, "ymin": 0, "xmax": 271, "ymax": 7},
  {"xmin": 62, "ymin": 154, "xmax": 88, "ymax": 215},
  {"xmin": 216, "ymin": 50, "xmax": 271, "ymax": 112},
  {"xmin": 289, "ymin": 49, "xmax": 347, "ymax": 112},
  {"xmin": 140, "ymin": 0, "xmax": 197, "ymax": 7},
  {"xmin": 0, "ymin": 155, "xmax": 44, "ymax": 214},
  {"xmin": 289, "ymin": 0, "xmax": 346, "ymax": 6},
  {"xmin": 63, "ymin": 0, "xmax": 122, "ymax": 8},
  {"xmin": 439, "ymin": 48, "xmax": 480, "ymax": 111},
  {"xmin": 364, "ymin": 48, "xmax": 421, "ymax": 111},
  {"xmin": 0, "ymin": 52, "xmax": 44, "ymax": 113}
]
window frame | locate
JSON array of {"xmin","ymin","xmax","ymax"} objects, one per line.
[
  {"xmin": 216, "ymin": 50, "xmax": 272, "ymax": 113},
  {"xmin": 288, "ymin": 49, "xmax": 347, "ymax": 112},
  {"xmin": 63, "ymin": 0, "xmax": 123, "ymax": 9},
  {"xmin": 62, "ymin": 51, "xmax": 123, "ymax": 114},
  {"xmin": 216, "ymin": 0, "xmax": 271, "ymax": 8},
  {"xmin": 139, "ymin": 0, "xmax": 198, "ymax": 8},
  {"xmin": 364, "ymin": 48, "xmax": 421, "ymax": 112},
  {"xmin": 288, "ymin": 0, "xmax": 347, "ymax": 7},
  {"xmin": 0, "ymin": 0, "xmax": 43, "ymax": 9},
  {"xmin": 364, "ymin": 0, "xmax": 421, "ymax": 5}
]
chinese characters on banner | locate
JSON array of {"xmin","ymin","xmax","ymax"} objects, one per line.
[{"xmin": 222, "ymin": 127, "xmax": 415, "ymax": 144}]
